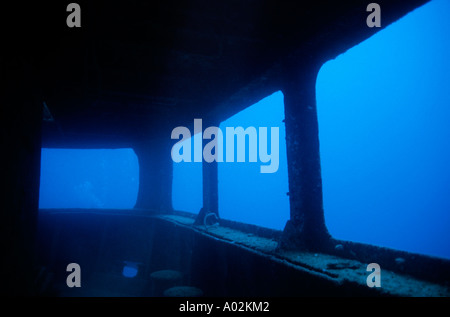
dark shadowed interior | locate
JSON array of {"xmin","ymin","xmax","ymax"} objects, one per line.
[{"xmin": 2, "ymin": 0, "xmax": 449, "ymax": 297}]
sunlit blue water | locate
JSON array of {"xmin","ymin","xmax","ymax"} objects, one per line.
[{"xmin": 316, "ymin": 0, "xmax": 450, "ymax": 259}]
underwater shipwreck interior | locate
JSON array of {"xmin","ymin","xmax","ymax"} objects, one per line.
[{"xmin": 3, "ymin": 0, "xmax": 450, "ymax": 297}]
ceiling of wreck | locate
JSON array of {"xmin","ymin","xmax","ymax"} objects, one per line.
[{"xmin": 12, "ymin": 0, "xmax": 428, "ymax": 148}]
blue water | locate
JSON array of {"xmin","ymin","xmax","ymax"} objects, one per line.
[
  {"xmin": 217, "ymin": 92, "xmax": 290, "ymax": 230},
  {"xmin": 39, "ymin": 148, "xmax": 139, "ymax": 209},
  {"xmin": 316, "ymin": 0, "xmax": 450, "ymax": 259},
  {"xmin": 171, "ymin": 91, "xmax": 290, "ymax": 230},
  {"xmin": 172, "ymin": 148, "xmax": 203, "ymax": 214},
  {"xmin": 39, "ymin": 0, "xmax": 449, "ymax": 260}
]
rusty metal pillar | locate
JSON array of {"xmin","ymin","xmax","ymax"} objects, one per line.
[
  {"xmin": 134, "ymin": 137, "xmax": 173, "ymax": 212},
  {"xmin": 279, "ymin": 59, "xmax": 331, "ymax": 251},
  {"xmin": 195, "ymin": 119, "xmax": 219, "ymax": 225},
  {"xmin": 201, "ymin": 159, "xmax": 218, "ymax": 215}
]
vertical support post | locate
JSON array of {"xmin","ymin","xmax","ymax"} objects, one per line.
[
  {"xmin": 2, "ymin": 58, "xmax": 42, "ymax": 295},
  {"xmin": 195, "ymin": 119, "xmax": 219, "ymax": 225},
  {"xmin": 202, "ymin": 159, "xmax": 218, "ymax": 215},
  {"xmin": 134, "ymin": 137, "xmax": 173, "ymax": 212},
  {"xmin": 279, "ymin": 59, "xmax": 331, "ymax": 251}
]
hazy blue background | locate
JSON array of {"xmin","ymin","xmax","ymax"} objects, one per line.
[
  {"xmin": 172, "ymin": 91, "xmax": 290, "ymax": 230},
  {"xmin": 316, "ymin": 0, "xmax": 450, "ymax": 259},
  {"xmin": 217, "ymin": 91, "xmax": 290, "ymax": 230},
  {"xmin": 39, "ymin": 0, "xmax": 449, "ymax": 259},
  {"xmin": 39, "ymin": 148, "xmax": 139, "ymax": 209},
  {"xmin": 172, "ymin": 143, "xmax": 203, "ymax": 214}
]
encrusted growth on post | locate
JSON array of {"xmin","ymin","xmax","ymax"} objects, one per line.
[{"xmin": 279, "ymin": 58, "xmax": 331, "ymax": 251}]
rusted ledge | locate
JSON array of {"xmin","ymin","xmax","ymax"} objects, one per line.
[{"xmin": 159, "ymin": 214, "xmax": 450, "ymax": 297}]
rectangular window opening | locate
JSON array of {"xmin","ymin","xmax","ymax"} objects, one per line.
[
  {"xmin": 316, "ymin": 0, "xmax": 450, "ymax": 260},
  {"xmin": 172, "ymin": 135, "xmax": 203, "ymax": 214},
  {"xmin": 39, "ymin": 148, "xmax": 139, "ymax": 209},
  {"xmin": 218, "ymin": 91, "xmax": 290, "ymax": 231}
]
